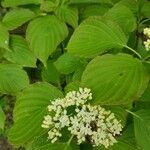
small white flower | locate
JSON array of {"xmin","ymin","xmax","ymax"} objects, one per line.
[
  {"xmin": 41, "ymin": 124, "xmax": 49, "ymax": 128},
  {"xmin": 41, "ymin": 115, "xmax": 53, "ymax": 128},
  {"xmin": 51, "ymin": 137, "xmax": 58, "ymax": 143},
  {"xmin": 144, "ymin": 39, "xmax": 150, "ymax": 51},
  {"xmin": 143, "ymin": 28, "xmax": 150, "ymax": 51},
  {"xmin": 59, "ymin": 113, "xmax": 70, "ymax": 128},
  {"xmin": 144, "ymin": 27, "xmax": 150, "ymax": 38}
]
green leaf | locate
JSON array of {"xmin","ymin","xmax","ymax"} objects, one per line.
[
  {"xmin": 80, "ymin": 143, "xmax": 93, "ymax": 150},
  {"xmin": 104, "ymin": 4, "xmax": 136, "ymax": 34},
  {"xmin": 28, "ymin": 141, "xmax": 72, "ymax": 150},
  {"xmin": 72, "ymin": 65, "xmax": 86, "ymax": 81},
  {"xmin": 80, "ymin": 4, "xmax": 110, "ymax": 21},
  {"xmin": 139, "ymin": 82, "xmax": 150, "ymax": 102},
  {"xmin": 54, "ymin": 53, "xmax": 80, "ymax": 74},
  {"xmin": 26, "ymin": 15, "xmax": 68, "ymax": 66},
  {"xmin": 2, "ymin": 8, "xmax": 35, "ymax": 30},
  {"xmin": 55, "ymin": 4, "xmax": 78, "ymax": 28},
  {"xmin": 2, "ymin": 0, "xmax": 41, "ymax": 7},
  {"xmin": 141, "ymin": 1, "xmax": 150, "ymax": 18},
  {"xmin": 72, "ymin": 60, "xmax": 88, "ymax": 81},
  {"xmin": 0, "ymin": 48, "xmax": 6, "ymax": 61},
  {"xmin": 67, "ymin": 17, "xmax": 127, "ymax": 58},
  {"xmin": 94, "ymin": 141, "xmax": 138, "ymax": 150},
  {"xmin": 134, "ymin": 110, "xmax": 150, "ymax": 150},
  {"xmin": 0, "ymin": 106, "xmax": 5, "ymax": 130},
  {"xmin": 81, "ymin": 53, "xmax": 149, "ymax": 105},
  {"xmin": 30, "ymin": 143, "xmax": 72, "ymax": 150},
  {"xmin": 65, "ymin": 81, "xmax": 82, "ymax": 94},
  {"xmin": 69, "ymin": 0, "xmax": 100, "ymax": 4},
  {"xmin": 117, "ymin": 0, "xmax": 138, "ymax": 15},
  {"xmin": 0, "ymin": 64, "xmax": 29, "ymax": 94},
  {"xmin": 40, "ymin": 0, "xmax": 57, "ymax": 12},
  {"xmin": 40, "ymin": 1, "xmax": 78, "ymax": 28},
  {"xmin": 8, "ymin": 82, "xmax": 63, "ymax": 145},
  {"xmin": 69, "ymin": 0, "xmax": 112, "ymax": 5},
  {"xmin": 4, "ymin": 35, "xmax": 36, "ymax": 67},
  {"xmin": 0, "ymin": 24, "xmax": 9, "ymax": 50},
  {"xmin": 119, "ymin": 124, "xmax": 137, "ymax": 146},
  {"xmin": 41, "ymin": 61, "xmax": 60, "ymax": 84},
  {"xmin": 26, "ymin": 133, "xmax": 80, "ymax": 150},
  {"xmin": 135, "ymin": 101, "xmax": 150, "ymax": 111},
  {"xmin": 111, "ymin": 0, "xmax": 120, "ymax": 4}
]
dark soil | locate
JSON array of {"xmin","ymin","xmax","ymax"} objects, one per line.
[{"xmin": 0, "ymin": 139, "xmax": 13, "ymax": 150}]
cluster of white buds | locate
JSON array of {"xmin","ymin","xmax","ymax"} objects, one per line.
[
  {"xmin": 144, "ymin": 28, "xmax": 150, "ymax": 38},
  {"xmin": 143, "ymin": 27, "xmax": 150, "ymax": 51},
  {"xmin": 42, "ymin": 88, "xmax": 123, "ymax": 148}
]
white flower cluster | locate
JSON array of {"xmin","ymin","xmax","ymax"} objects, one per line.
[
  {"xmin": 42, "ymin": 88, "xmax": 123, "ymax": 148},
  {"xmin": 143, "ymin": 27, "xmax": 150, "ymax": 51}
]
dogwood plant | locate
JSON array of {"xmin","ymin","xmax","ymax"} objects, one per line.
[{"xmin": 0, "ymin": 0, "xmax": 150, "ymax": 150}]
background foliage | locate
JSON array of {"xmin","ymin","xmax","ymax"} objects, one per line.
[{"xmin": 0, "ymin": 0, "xmax": 150, "ymax": 149}]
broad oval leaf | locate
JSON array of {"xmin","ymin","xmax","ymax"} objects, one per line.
[
  {"xmin": 0, "ymin": 24, "xmax": 9, "ymax": 50},
  {"xmin": 94, "ymin": 141, "xmax": 138, "ymax": 150},
  {"xmin": 119, "ymin": 124, "xmax": 137, "ymax": 146},
  {"xmin": 4, "ymin": 35, "xmax": 36, "ymax": 67},
  {"xmin": 26, "ymin": 15, "xmax": 68, "ymax": 66},
  {"xmin": 117, "ymin": 0, "xmax": 138, "ymax": 15},
  {"xmin": 26, "ymin": 133, "xmax": 79, "ymax": 150},
  {"xmin": 141, "ymin": 1, "xmax": 150, "ymax": 18},
  {"xmin": 69, "ymin": 0, "xmax": 112, "ymax": 5},
  {"xmin": 104, "ymin": 4, "xmax": 136, "ymax": 34},
  {"xmin": 80, "ymin": 4, "xmax": 110, "ymax": 21},
  {"xmin": 8, "ymin": 82, "xmax": 63, "ymax": 145},
  {"xmin": 55, "ymin": 4, "xmax": 78, "ymax": 28},
  {"xmin": 40, "ymin": 0, "xmax": 57, "ymax": 12},
  {"xmin": 81, "ymin": 53, "xmax": 149, "ymax": 105},
  {"xmin": 111, "ymin": 0, "xmax": 121, "ymax": 4},
  {"xmin": 72, "ymin": 65, "xmax": 86, "ymax": 82},
  {"xmin": 41, "ymin": 61, "xmax": 60, "ymax": 84},
  {"xmin": 0, "ymin": 64, "xmax": 29, "ymax": 94},
  {"xmin": 2, "ymin": 0, "xmax": 41, "ymax": 7},
  {"xmin": 28, "ymin": 142, "xmax": 72, "ymax": 150},
  {"xmin": 65, "ymin": 81, "xmax": 82, "ymax": 94},
  {"xmin": 67, "ymin": 17, "xmax": 127, "ymax": 58},
  {"xmin": 54, "ymin": 53, "xmax": 80, "ymax": 74},
  {"xmin": 2, "ymin": 8, "xmax": 35, "ymax": 30},
  {"xmin": 134, "ymin": 110, "xmax": 150, "ymax": 150},
  {"xmin": 0, "ymin": 48, "xmax": 6, "ymax": 61},
  {"xmin": 139, "ymin": 82, "xmax": 150, "ymax": 102},
  {"xmin": 72, "ymin": 60, "xmax": 88, "ymax": 81}
]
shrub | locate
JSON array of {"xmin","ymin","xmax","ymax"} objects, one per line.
[{"xmin": 0, "ymin": 0, "xmax": 150, "ymax": 150}]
